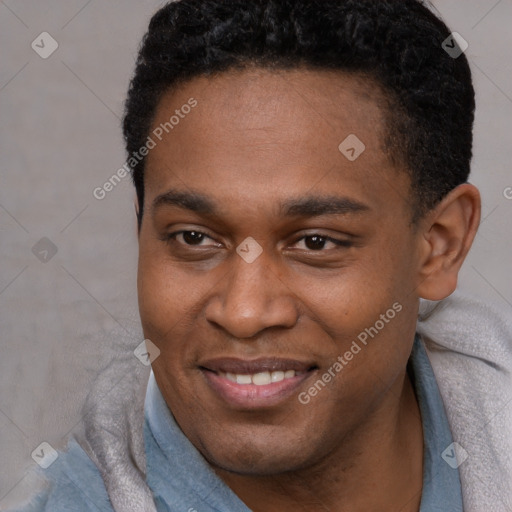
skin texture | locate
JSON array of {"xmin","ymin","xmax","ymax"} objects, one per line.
[{"xmin": 137, "ymin": 68, "xmax": 480, "ymax": 511}]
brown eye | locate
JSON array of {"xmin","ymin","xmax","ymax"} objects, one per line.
[
  {"xmin": 304, "ymin": 235, "xmax": 327, "ymax": 250},
  {"xmin": 163, "ymin": 230, "xmax": 222, "ymax": 249},
  {"xmin": 182, "ymin": 231, "xmax": 206, "ymax": 245},
  {"xmin": 290, "ymin": 234, "xmax": 353, "ymax": 252}
]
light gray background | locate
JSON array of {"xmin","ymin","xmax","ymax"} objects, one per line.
[{"xmin": 1, "ymin": 0, "xmax": 511, "ymax": 507}]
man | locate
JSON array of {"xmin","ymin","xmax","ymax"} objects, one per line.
[{"xmin": 12, "ymin": 0, "xmax": 512, "ymax": 511}]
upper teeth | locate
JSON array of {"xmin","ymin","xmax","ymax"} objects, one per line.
[{"xmin": 221, "ymin": 370, "xmax": 297, "ymax": 385}]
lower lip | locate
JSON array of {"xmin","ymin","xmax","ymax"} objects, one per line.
[{"xmin": 201, "ymin": 370, "xmax": 314, "ymax": 409}]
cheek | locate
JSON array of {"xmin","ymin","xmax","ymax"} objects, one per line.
[
  {"xmin": 296, "ymin": 241, "xmax": 417, "ymax": 377},
  {"xmin": 294, "ymin": 249, "xmax": 409, "ymax": 331},
  {"xmin": 138, "ymin": 260, "xmax": 176, "ymax": 325},
  {"xmin": 137, "ymin": 246, "xmax": 220, "ymax": 346},
  {"xmin": 137, "ymin": 256, "xmax": 199, "ymax": 397},
  {"xmin": 137, "ymin": 245, "xmax": 191, "ymax": 339}
]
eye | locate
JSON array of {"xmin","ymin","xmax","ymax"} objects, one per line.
[
  {"xmin": 165, "ymin": 230, "xmax": 221, "ymax": 247},
  {"xmin": 291, "ymin": 234, "xmax": 352, "ymax": 251}
]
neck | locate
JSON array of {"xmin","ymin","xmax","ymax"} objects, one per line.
[{"xmin": 214, "ymin": 370, "xmax": 423, "ymax": 512}]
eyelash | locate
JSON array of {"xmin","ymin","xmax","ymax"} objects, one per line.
[
  {"xmin": 163, "ymin": 230, "xmax": 353, "ymax": 251},
  {"xmin": 163, "ymin": 230, "xmax": 221, "ymax": 248}
]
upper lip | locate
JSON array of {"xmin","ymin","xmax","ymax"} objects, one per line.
[{"xmin": 199, "ymin": 357, "xmax": 317, "ymax": 374}]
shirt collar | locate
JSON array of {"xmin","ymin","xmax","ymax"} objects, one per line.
[{"xmin": 409, "ymin": 335, "xmax": 464, "ymax": 511}]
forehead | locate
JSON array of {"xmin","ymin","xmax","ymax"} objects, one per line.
[{"xmin": 144, "ymin": 68, "xmax": 409, "ymax": 217}]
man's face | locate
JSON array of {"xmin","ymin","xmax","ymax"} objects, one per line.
[{"xmin": 138, "ymin": 68, "xmax": 423, "ymax": 474}]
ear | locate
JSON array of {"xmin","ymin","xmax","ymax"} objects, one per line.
[
  {"xmin": 415, "ymin": 183, "xmax": 481, "ymax": 301},
  {"xmin": 134, "ymin": 193, "xmax": 141, "ymax": 238}
]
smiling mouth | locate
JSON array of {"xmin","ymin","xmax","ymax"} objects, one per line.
[
  {"xmin": 199, "ymin": 358, "xmax": 318, "ymax": 408},
  {"xmin": 217, "ymin": 369, "xmax": 302, "ymax": 385}
]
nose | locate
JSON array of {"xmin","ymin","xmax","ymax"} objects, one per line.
[{"xmin": 204, "ymin": 251, "xmax": 299, "ymax": 339}]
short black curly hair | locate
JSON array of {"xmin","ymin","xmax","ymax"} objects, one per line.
[{"xmin": 123, "ymin": 0, "xmax": 475, "ymax": 224}]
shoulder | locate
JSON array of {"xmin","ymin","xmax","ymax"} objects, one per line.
[
  {"xmin": 7, "ymin": 438, "xmax": 113, "ymax": 512},
  {"xmin": 418, "ymin": 290, "xmax": 512, "ymax": 371},
  {"xmin": 417, "ymin": 291, "xmax": 512, "ymax": 506}
]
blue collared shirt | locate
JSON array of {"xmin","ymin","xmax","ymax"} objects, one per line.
[{"xmin": 409, "ymin": 336, "xmax": 464, "ymax": 511}]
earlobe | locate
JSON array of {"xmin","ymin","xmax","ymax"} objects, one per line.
[{"xmin": 415, "ymin": 184, "xmax": 481, "ymax": 301}]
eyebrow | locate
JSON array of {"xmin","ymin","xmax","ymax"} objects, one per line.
[
  {"xmin": 280, "ymin": 196, "xmax": 370, "ymax": 217},
  {"xmin": 153, "ymin": 190, "xmax": 217, "ymax": 215},
  {"xmin": 152, "ymin": 190, "xmax": 370, "ymax": 217}
]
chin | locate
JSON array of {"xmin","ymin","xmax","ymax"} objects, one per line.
[{"xmin": 199, "ymin": 431, "xmax": 317, "ymax": 476}]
